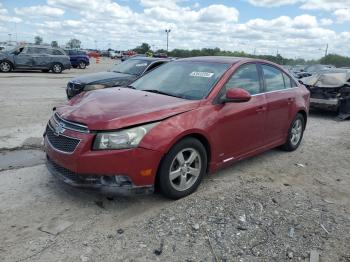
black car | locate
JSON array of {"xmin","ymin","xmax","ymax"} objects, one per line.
[{"xmin": 66, "ymin": 57, "xmax": 169, "ymax": 99}]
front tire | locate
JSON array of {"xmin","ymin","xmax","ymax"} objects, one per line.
[
  {"xmin": 158, "ymin": 138, "xmax": 207, "ymax": 199},
  {"xmin": 0, "ymin": 61, "xmax": 12, "ymax": 72},
  {"xmin": 52, "ymin": 63, "xmax": 63, "ymax": 73},
  {"xmin": 281, "ymin": 113, "xmax": 305, "ymax": 151}
]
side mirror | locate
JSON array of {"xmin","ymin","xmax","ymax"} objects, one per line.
[{"xmin": 223, "ymin": 88, "xmax": 251, "ymax": 103}]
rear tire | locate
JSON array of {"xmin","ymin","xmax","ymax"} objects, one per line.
[
  {"xmin": 281, "ymin": 113, "xmax": 305, "ymax": 151},
  {"xmin": 52, "ymin": 63, "xmax": 63, "ymax": 73},
  {"xmin": 78, "ymin": 61, "xmax": 86, "ymax": 69},
  {"xmin": 0, "ymin": 61, "xmax": 12, "ymax": 72},
  {"xmin": 158, "ymin": 138, "xmax": 207, "ymax": 199}
]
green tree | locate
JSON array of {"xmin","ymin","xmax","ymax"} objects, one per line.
[
  {"xmin": 133, "ymin": 43, "xmax": 151, "ymax": 54},
  {"xmin": 34, "ymin": 36, "xmax": 43, "ymax": 45},
  {"xmin": 51, "ymin": 41, "xmax": 58, "ymax": 48},
  {"xmin": 320, "ymin": 54, "xmax": 350, "ymax": 67},
  {"xmin": 66, "ymin": 38, "xmax": 81, "ymax": 49}
]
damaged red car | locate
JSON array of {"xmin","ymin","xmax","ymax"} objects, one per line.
[{"xmin": 44, "ymin": 57, "xmax": 309, "ymax": 199}]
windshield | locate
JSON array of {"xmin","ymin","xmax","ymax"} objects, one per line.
[
  {"xmin": 131, "ymin": 61, "xmax": 230, "ymax": 100},
  {"xmin": 111, "ymin": 59, "xmax": 152, "ymax": 75}
]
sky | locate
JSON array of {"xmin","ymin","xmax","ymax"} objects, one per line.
[{"xmin": 0, "ymin": 0, "xmax": 349, "ymax": 59}]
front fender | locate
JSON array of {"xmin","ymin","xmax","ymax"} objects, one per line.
[{"xmin": 139, "ymin": 108, "xmax": 214, "ymax": 158}]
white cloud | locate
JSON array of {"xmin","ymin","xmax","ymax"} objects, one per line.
[
  {"xmin": 247, "ymin": 0, "xmax": 302, "ymax": 7},
  {"xmin": 1, "ymin": 0, "xmax": 349, "ymax": 59},
  {"xmin": 0, "ymin": 3, "xmax": 22, "ymax": 23},
  {"xmin": 333, "ymin": 9, "xmax": 350, "ymax": 23},
  {"xmin": 300, "ymin": 0, "xmax": 350, "ymax": 11},
  {"xmin": 15, "ymin": 5, "xmax": 64, "ymax": 17},
  {"xmin": 320, "ymin": 18, "xmax": 333, "ymax": 26}
]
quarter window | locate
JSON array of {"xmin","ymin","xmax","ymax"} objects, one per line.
[
  {"xmin": 51, "ymin": 49, "xmax": 64, "ymax": 55},
  {"xmin": 262, "ymin": 65, "xmax": 285, "ymax": 92},
  {"xmin": 223, "ymin": 63, "xmax": 260, "ymax": 95}
]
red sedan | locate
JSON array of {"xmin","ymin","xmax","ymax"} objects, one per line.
[{"xmin": 44, "ymin": 57, "xmax": 309, "ymax": 199}]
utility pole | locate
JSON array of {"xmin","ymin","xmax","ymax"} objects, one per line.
[
  {"xmin": 324, "ymin": 43, "xmax": 328, "ymax": 57},
  {"xmin": 8, "ymin": 34, "xmax": 12, "ymax": 45},
  {"xmin": 165, "ymin": 29, "xmax": 171, "ymax": 52}
]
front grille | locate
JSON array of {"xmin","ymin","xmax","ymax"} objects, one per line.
[
  {"xmin": 46, "ymin": 124, "xmax": 80, "ymax": 153},
  {"xmin": 47, "ymin": 157, "xmax": 101, "ymax": 185}
]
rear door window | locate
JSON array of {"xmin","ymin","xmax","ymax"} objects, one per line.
[
  {"xmin": 262, "ymin": 65, "xmax": 285, "ymax": 92},
  {"xmin": 26, "ymin": 47, "xmax": 48, "ymax": 55},
  {"xmin": 223, "ymin": 63, "xmax": 261, "ymax": 95}
]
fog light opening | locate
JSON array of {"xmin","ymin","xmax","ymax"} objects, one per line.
[{"xmin": 100, "ymin": 175, "xmax": 132, "ymax": 186}]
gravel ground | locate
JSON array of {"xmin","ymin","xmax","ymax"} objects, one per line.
[{"xmin": 0, "ymin": 60, "xmax": 349, "ymax": 262}]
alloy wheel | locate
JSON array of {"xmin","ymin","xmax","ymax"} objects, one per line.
[
  {"xmin": 53, "ymin": 64, "xmax": 62, "ymax": 73},
  {"xmin": 169, "ymin": 148, "xmax": 202, "ymax": 191},
  {"xmin": 0, "ymin": 61, "xmax": 11, "ymax": 72},
  {"xmin": 290, "ymin": 119, "xmax": 303, "ymax": 146}
]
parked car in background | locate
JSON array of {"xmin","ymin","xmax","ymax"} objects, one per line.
[
  {"xmin": 66, "ymin": 57, "xmax": 170, "ymax": 99},
  {"xmin": 0, "ymin": 45, "xmax": 71, "ymax": 73},
  {"xmin": 64, "ymin": 49, "xmax": 90, "ymax": 69},
  {"xmin": 121, "ymin": 50, "xmax": 137, "ymax": 61},
  {"xmin": 87, "ymin": 50, "xmax": 99, "ymax": 58},
  {"xmin": 46, "ymin": 57, "xmax": 309, "ymax": 199}
]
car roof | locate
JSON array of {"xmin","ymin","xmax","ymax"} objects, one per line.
[
  {"xmin": 177, "ymin": 56, "xmax": 262, "ymax": 65},
  {"xmin": 129, "ymin": 56, "xmax": 170, "ymax": 62}
]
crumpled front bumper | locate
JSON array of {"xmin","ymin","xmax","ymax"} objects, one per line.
[{"xmin": 46, "ymin": 156, "xmax": 154, "ymax": 196}]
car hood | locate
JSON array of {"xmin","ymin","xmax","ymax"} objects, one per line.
[
  {"xmin": 56, "ymin": 88, "xmax": 200, "ymax": 130},
  {"xmin": 71, "ymin": 71, "xmax": 134, "ymax": 85}
]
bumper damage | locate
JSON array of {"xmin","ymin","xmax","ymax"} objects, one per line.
[{"xmin": 46, "ymin": 156, "xmax": 154, "ymax": 195}]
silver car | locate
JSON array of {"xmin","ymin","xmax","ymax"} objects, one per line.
[{"xmin": 0, "ymin": 45, "xmax": 71, "ymax": 73}]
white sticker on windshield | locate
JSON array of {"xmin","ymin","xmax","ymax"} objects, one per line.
[
  {"xmin": 135, "ymin": 63, "xmax": 147, "ymax": 67},
  {"xmin": 190, "ymin": 71, "xmax": 214, "ymax": 78}
]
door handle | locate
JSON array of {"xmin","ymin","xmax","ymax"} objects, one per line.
[{"xmin": 256, "ymin": 106, "xmax": 266, "ymax": 113}]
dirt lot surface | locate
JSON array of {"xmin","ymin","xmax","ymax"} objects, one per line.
[{"xmin": 0, "ymin": 59, "xmax": 349, "ymax": 262}]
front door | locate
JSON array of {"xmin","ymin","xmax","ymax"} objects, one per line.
[
  {"xmin": 213, "ymin": 63, "xmax": 267, "ymax": 163},
  {"xmin": 13, "ymin": 47, "xmax": 33, "ymax": 68}
]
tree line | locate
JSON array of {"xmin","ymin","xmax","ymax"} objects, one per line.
[{"xmin": 133, "ymin": 42, "xmax": 350, "ymax": 67}]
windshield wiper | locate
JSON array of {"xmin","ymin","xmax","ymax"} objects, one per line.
[
  {"xmin": 126, "ymin": 85, "xmax": 135, "ymax": 89},
  {"xmin": 142, "ymin": 89, "xmax": 182, "ymax": 98}
]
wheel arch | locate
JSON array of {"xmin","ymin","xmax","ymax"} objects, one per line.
[
  {"xmin": 297, "ymin": 109, "xmax": 307, "ymax": 128},
  {"xmin": 0, "ymin": 59, "xmax": 14, "ymax": 69},
  {"xmin": 154, "ymin": 132, "xmax": 212, "ymax": 192}
]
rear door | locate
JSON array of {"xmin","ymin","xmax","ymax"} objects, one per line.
[
  {"xmin": 28, "ymin": 47, "xmax": 50, "ymax": 68},
  {"xmin": 260, "ymin": 64, "xmax": 295, "ymax": 144},
  {"xmin": 213, "ymin": 63, "xmax": 267, "ymax": 162}
]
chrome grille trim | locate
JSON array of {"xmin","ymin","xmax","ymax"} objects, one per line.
[{"xmin": 53, "ymin": 112, "xmax": 89, "ymax": 133}]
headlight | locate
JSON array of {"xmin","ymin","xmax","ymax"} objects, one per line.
[
  {"xmin": 84, "ymin": 84, "xmax": 106, "ymax": 91},
  {"xmin": 93, "ymin": 122, "xmax": 158, "ymax": 150}
]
